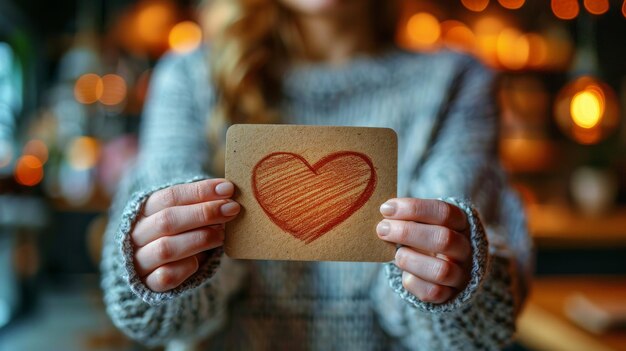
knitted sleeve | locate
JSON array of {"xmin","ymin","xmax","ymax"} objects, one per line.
[
  {"xmin": 370, "ymin": 55, "xmax": 531, "ymax": 350},
  {"xmin": 100, "ymin": 50, "xmax": 245, "ymax": 346}
]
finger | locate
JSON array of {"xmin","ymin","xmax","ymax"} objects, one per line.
[
  {"xmin": 144, "ymin": 255, "xmax": 199, "ymax": 292},
  {"xmin": 134, "ymin": 226, "xmax": 224, "ymax": 277},
  {"xmin": 394, "ymin": 247, "xmax": 467, "ymax": 289},
  {"xmin": 143, "ymin": 179, "xmax": 235, "ymax": 217},
  {"xmin": 377, "ymin": 220, "xmax": 471, "ymax": 262},
  {"xmin": 132, "ymin": 200, "xmax": 240, "ymax": 247},
  {"xmin": 401, "ymin": 271, "xmax": 456, "ymax": 304},
  {"xmin": 380, "ymin": 198, "xmax": 468, "ymax": 232}
]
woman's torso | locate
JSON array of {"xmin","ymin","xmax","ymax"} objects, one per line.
[{"xmin": 180, "ymin": 47, "xmax": 476, "ymax": 350}]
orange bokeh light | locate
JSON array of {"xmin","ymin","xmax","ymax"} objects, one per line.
[
  {"xmin": 623, "ymin": 0, "xmax": 626, "ymax": 18},
  {"xmin": 169, "ymin": 21, "xmax": 203, "ymax": 54},
  {"xmin": 474, "ymin": 17, "xmax": 505, "ymax": 67},
  {"xmin": 584, "ymin": 0, "xmax": 609, "ymax": 15},
  {"xmin": 497, "ymin": 28, "xmax": 530, "ymax": 70},
  {"xmin": 23, "ymin": 139, "xmax": 49, "ymax": 164},
  {"xmin": 461, "ymin": 0, "xmax": 490, "ymax": 12},
  {"xmin": 526, "ymin": 33, "xmax": 549, "ymax": 68},
  {"xmin": 498, "ymin": 0, "xmax": 525, "ymax": 10},
  {"xmin": 74, "ymin": 74, "xmax": 103, "ymax": 104},
  {"xmin": 554, "ymin": 76, "xmax": 620, "ymax": 145},
  {"xmin": 135, "ymin": 1, "xmax": 176, "ymax": 46},
  {"xmin": 441, "ymin": 20, "xmax": 476, "ymax": 52},
  {"xmin": 405, "ymin": 13, "xmax": 441, "ymax": 51},
  {"xmin": 570, "ymin": 87, "xmax": 605, "ymax": 129},
  {"xmin": 14, "ymin": 155, "xmax": 44, "ymax": 186},
  {"xmin": 551, "ymin": 0, "xmax": 580, "ymax": 20},
  {"xmin": 99, "ymin": 74, "xmax": 127, "ymax": 106},
  {"xmin": 67, "ymin": 136, "xmax": 101, "ymax": 170}
]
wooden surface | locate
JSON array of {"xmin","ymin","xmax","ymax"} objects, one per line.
[
  {"xmin": 517, "ymin": 276, "xmax": 626, "ymax": 351},
  {"xmin": 528, "ymin": 204, "xmax": 626, "ymax": 248}
]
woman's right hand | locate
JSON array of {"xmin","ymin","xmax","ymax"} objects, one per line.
[{"xmin": 130, "ymin": 179, "xmax": 240, "ymax": 292}]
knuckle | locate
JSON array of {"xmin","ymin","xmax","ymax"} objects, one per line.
[
  {"xmin": 155, "ymin": 238, "xmax": 173, "ymax": 261},
  {"xmin": 155, "ymin": 209, "xmax": 174, "ymax": 234},
  {"xmin": 153, "ymin": 267, "xmax": 175, "ymax": 291},
  {"xmin": 194, "ymin": 229, "xmax": 213, "ymax": 247},
  {"xmin": 395, "ymin": 248, "xmax": 410, "ymax": 270},
  {"xmin": 434, "ymin": 227, "xmax": 454, "ymax": 252},
  {"xmin": 202, "ymin": 202, "xmax": 222, "ymax": 222},
  {"xmin": 432, "ymin": 260, "xmax": 452, "ymax": 283},
  {"xmin": 158, "ymin": 187, "xmax": 177, "ymax": 208},
  {"xmin": 194, "ymin": 182, "xmax": 210, "ymax": 201},
  {"xmin": 437, "ymin": 201, "xmax": 452, "ymax": 224},
  {"xmin": 422, "ymin": 284, "xmax": 445, "ymax": 303},
  {"xmin": 401, "ymin": 272, "xmax": 413, "ymax": 290},
  {"xmin": 398, "ymin": 222, "xmax": 412, "ymax": 243},
  {"xmin": 409, "ymin": 199, "xmax": 424, "ymax": 218}
]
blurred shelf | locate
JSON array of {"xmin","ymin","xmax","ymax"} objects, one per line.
[
  {"xmin": 528, "ymin": 204, "xmax": 626, "ymax": 248},
  {"xmin": 517, "ymin": 276, "xmax": 626, "ymax": 351}
]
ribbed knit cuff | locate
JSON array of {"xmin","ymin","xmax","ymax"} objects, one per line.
[
  {"xmin": 385, "ymin": 197, "xmax": 490, "ymax": 313},
  {"xmin": 116, "ymin": 174, "xmax": 223, "ymax": 306}
]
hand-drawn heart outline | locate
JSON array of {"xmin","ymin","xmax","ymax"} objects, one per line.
[{"xmin": 252, "ymin": 151, "xmax": 377, "ymax": 243}]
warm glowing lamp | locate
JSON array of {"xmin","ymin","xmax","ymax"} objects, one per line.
[{"xmin": 554, "ymin": 77, "xmax": 619, "ymax": 144}]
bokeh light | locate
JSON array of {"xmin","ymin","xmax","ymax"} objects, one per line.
[
  {"xmin": 551, "ymin": 0, "xmax": 580, "ymax": 20},
  {"xmin": 526, "ymin": 33, "xmax": 549, "ymax": 68},
  {"xmin": 570, "ymin": 89, "xmax": 604, "ymax": 129},
  {"xmin": 554, "ymin": 76, "xmax": 620, "ymax": 145},
  {"xmin": 74, "ymin": 74, "xmax": 103, "ymax": 104},
  {"xmin": 67, "ymin": 137, "xmax": 101, "ymax": 170},
  {"xmin": 99, "ymin": 74, "xmax": 127, "ymax": 106},
  {"xmin": 135, "ymin": 0, "xmax": 176, "ymax": 46},
  {"xmin": 461, "ymin": 0, "xmax": 490, "ymax": 12},
  {"xmin": 474, "ymin": 16, "xmax": 505, "ymax": 67},
  {"xmin": 14, "ymin": 155, "xmax": 44, "ymax": 186},
  {"xmin": 169, "ymin": 21, "xmax": 203, "ymax": 54},
  {"xmin": 23, "ymin": 139, "xmax": 49, "ymax": 164},
  {"xmin": 583, "ymin": 0, "xmax": 609, "ymax": 15},
  {"xmin": 405, "ymin": 13, "xmax": 441, "ymax": 51},
  {"xmin": 497, "ymin": 28, "xmax": 530, "ymax": 70},
  {"xmin": 498, "ymin": 0, "xmax": 525, "ymax": 10},
  {"xmin": 441, "ymin": 20, "xmax": 476, "ymax": 52},
  {"xmin": 623, "ymin": 0, "xmax": 626, "ymax": 18}
]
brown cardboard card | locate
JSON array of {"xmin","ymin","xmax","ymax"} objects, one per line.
[{"xmin": 224, "ymin": 124, "xmax": 397, "ymax": 262}]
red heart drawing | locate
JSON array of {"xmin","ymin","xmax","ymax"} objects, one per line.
[{"xmin": 252, "ymin": 151, "xmax": 377, "ymax": 243}]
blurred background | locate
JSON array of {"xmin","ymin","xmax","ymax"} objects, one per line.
[{"xmin": 0, "ymin": 0, "xmax": 625, "ymax": 350}]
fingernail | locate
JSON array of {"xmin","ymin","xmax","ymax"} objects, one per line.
[
  {"xmin": 215, "ymin": 182, "xmax": 234, "ymax": 196},
  {"xmin": 377, "ymin": 221, "xmax": 390, "ymax": 236},
  {"xmin": 220, "ymin": 201, "xmax": 240, "ymax": 216},
  {"xmin": 380, "ymin": 202, "xmax": 396, "ymax": 216}
]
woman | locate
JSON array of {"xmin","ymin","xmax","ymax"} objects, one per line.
[{"xmin": 101, "ymin": 0, "xmax": 532, "ymax": 349}]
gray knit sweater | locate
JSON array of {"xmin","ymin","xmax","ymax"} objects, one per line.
[{"xmin": 100, "ymin": 47, "xmax": 531, "ymax": 350}]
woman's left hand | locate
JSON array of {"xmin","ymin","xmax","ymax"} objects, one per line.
[{"xmin": 377, "ymin": 198, "xmax": 472, "ymax": 304}]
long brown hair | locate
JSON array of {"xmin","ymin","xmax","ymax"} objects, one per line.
[{"xmin": 205, "ymin": 0, "xmax": 399, "ymax": 172}]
